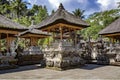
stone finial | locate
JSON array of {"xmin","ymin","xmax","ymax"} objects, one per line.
[{"xmin": 59, "ymin": 3, "xmax": 65, "ymax": 10}]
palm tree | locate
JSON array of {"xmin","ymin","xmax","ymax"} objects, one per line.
[
  {"xmin": 72, "ymin": 8, "xmax": 85, "ymax": 19},
  {"xmin": 11, "ymin": 0, "xmax": 30, "ymax": 19},
  {"xmin": 0, "ymin": 0, "xmax": 11, "ymax": 16},
  {"xmin": 118, "ymin": 2, "xmax": 120, "ymax": 8}
]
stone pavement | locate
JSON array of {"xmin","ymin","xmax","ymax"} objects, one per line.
[{"xmin": 0, "ymin": 64, "xmax": 120, "ymax": 79}]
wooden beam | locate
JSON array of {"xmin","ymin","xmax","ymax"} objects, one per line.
[
  {"xmin": 20, "ymin": 34, "xmax": 49, "ymax": 38},
  {"xmin": 0, "ymin": 29, "xmax": 19, "ymax": 34},
  {"xmin": 104, "ymin": 33, "xmax": 120, "ymax": 37},
  {"xmin": 40, "ymin": 23, "xmax": 83, "ymax": 31},
  {"xmin": 59, "ymin": 23, "xmax": 83, "ymax": 30},
  {"xmin": 41, "ymin": 24, "xmax": 60, "ymax": 31},
  {"xmin": 6, "ymin": 33, "xmax": 9, "ymax": 52}
]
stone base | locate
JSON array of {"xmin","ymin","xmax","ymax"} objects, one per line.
[{"xmin": 44, "ymin": 50, "xmax": 85, "ymax": 70}]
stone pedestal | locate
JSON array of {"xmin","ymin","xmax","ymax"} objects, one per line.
[{"xmin": 44, "ymin": 41, "xmax": 85, "ymax": 70}]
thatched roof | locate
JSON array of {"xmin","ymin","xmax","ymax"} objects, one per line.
[
  {"xmin": 99, "ymin": 17, "xmax": 120, "ymax": 35},
  {"xmin": 35, "ymin": 3, "xmax": 89, "ymax": 29},
  {"xmin": 18, "ymin": 27, "xmax": 50, "ymax": 37},
  {"xmin": 0, "ymin": 14, "xmax": 27, "ymax": 30}
]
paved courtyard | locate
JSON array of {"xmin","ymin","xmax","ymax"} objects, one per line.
[{"xmin": 0, "ymin": 64, "xmax": 120, "ymax": 79}]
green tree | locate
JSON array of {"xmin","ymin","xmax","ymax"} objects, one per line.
[
  {"xmin": 34, "ymin": 5, "xmax": 48, "ymax": 24},
  {"xmin": 81, "ymin": 9, "xmax": 120, "ymax": 40},
  {"xmin": 0, "ymin": 0, "xmax": 11, "ymax": 17},
  {"xmin": 14, "ymin": 5, "xmax": 49, "ymax": 27},
  {"xmin": 72, "ymin": 8, "xmax": 85, "ymax": 19},
  {"xmin": 118, "ymin": 2, "xmax": 120, "ymax": 8},
  {"xmin": 11, "ymin": 0, "xmax": 30, "ymax": 19}
]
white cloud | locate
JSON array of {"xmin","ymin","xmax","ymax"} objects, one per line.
[
  {"xmin": 48, "ymin": 0, "xmax": 70, "ymax": 9},
  {"xmin": 77, "ymin": 0, "xmax": 88, "ymax": 8},
  {"xmin": 27, "ymin": 0, "xmax": 37, "ymax": 6},
  {"xmin": 97, "ymin": 0, "xmax": 120, "ymax": 11},
  {"xmin": 77, "ymin": 0, "xmax": 88, "ymax": 4}
]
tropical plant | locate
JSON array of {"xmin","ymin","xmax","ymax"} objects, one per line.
[
  {"xmin": 11, "ymin": 0, "xmax": 30, "ymax": 19},
  {"xmin": 0, "ymin": 0, "xmax": 11, "ymax": 17},
  {"xmin": 81, "ymin": 9, "xmax": 120, "ymax": 40},
  {"xmin": 72, "ymin": 8, "xmax": 85, "ymax": 19},
  {"xmin": 118, "ymin": 2, "xmax": 120, "ymax": 8}
]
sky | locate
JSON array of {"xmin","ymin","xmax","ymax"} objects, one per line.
[{"xmin": 24, "ymin": 0, "xmax": 120, "ymax": 17}]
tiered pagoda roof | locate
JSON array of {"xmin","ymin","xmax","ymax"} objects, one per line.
[{"xmin": 35, "ymin": 3, "xmax": 89, "ymax": 30}]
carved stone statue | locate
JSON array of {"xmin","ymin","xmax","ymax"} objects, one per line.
[{"xmin": 96, "ymin": 39, "xmax": 110, "ymax": 65}]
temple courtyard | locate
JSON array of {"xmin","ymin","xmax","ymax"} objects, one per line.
[{"xmin": 0, "ymin": 64, "xmax": 120, "ymax": 79}]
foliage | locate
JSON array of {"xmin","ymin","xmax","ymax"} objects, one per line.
[
  {"xmin": 81, "ymin": 9, "xmax": 120, "ymax": 40},
  {"xmin": 0, "ymin": 0, "xmax": 49, "ymax": 50},
  {"xmin": 72, "ymin": 8, "xmax": 85, "ymax": 19},
  {"xmin": 0, "ymin": 0, "xmax": 48, "ymax": 26},
  {"xmin": 0, "ymin": 0, "xmax": 120, "ymax": 48},
  {"xmin": 118, "ymin": 2, "xmax": 120, "ymax": 8},
  {"xmin": 34, "ymin": 5, "xmax": 48, "ymax": 24},
  {"xmin": 11, "ymin": 0, "xmax": 30, "ymax": 19},
  {"xmin": 0, "ymin": 0, "xmax": 11, "ymax": 17}
]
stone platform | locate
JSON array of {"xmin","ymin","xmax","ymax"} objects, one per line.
[{"xmin": 44, "ymin": 41, "xmax": 85, "ymax": 70}]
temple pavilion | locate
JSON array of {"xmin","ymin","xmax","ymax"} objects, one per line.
[
  {"xmin": 18, "ymin": 26, "xmax": 50, "ymax": 47},
  {"xmin": 99, "ymin": 17, "xmax": 120, "ymax": 42},
  {"xmin": 35, "ymin": 3, "xmax": 90, "ymax": 69},
  {"xmin": 99, "ymin": 17, "xmax": 120, "ymax": 64},
  {"xmin": 0, "ymin": 14, "xmax": 50, "ymax": 56},
  {"xmin": 0, "ymin": 15, "xmax": 51, "ymax": 67},
  {"xmin": 0, "ymin": 14, "xmax": 27, "ymax": 53},
  {"xmin": 35, "ymin": 3, "xmax": 89, "ymax": 39}
]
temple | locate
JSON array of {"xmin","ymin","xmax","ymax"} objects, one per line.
[
  {"xmin": 35, "ymin": 3, "xmax": 90, "ymax": 70},
  {"xmin": 99, "ymin": 17, "xmax": 120, "ymax": 42},
  {"xmin": 0, "ymin": 14, "xmax": 27, "ymax": 54},
  {"xmin": 99, "ymin": 17, "xmax": 120, "ymax": 64},
  {"xmin": 0, "ymin": 15, "xmax": 50, "ymax": 67}
]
